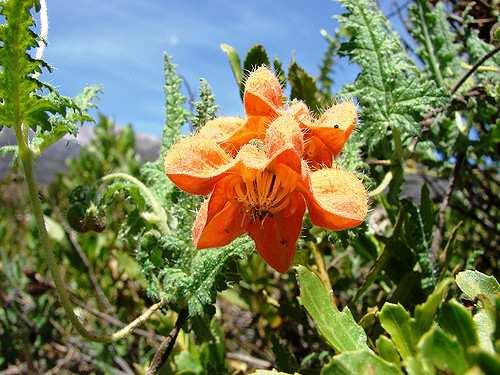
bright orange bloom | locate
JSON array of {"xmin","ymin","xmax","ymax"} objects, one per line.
[
  {"xmin": 165, "ymin": 115, "xmax": 367, "ymax": 272},
  {"xmin": 238, "ymin": 66, "xmax": 358, "ymax": 169}
]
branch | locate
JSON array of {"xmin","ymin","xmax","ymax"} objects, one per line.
[
  {"xmin": 146, "ymin": 310, "xmax": 189, "ymax": 375},
  {"xmin": 63, "ymin": 223, "xmax": 113, "ymax": 313},
  {"xmin": 451, "ymin": 45, "xmax": 500, "ymax": 95}
]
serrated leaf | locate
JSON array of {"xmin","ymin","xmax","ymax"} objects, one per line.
[
  {"xmin": 243, "ymin": 44, "xmax": 270, "ymax": 74},
  {"xmin": 456, "ymin": 270, "xmax": 500, "ymax": 304},
  {"xmin": 160, "ymin": 54, "xmax": 190, "ymax": 158},
  {"xmin": 321, "ymin": 350, "xmax": 402, "ymax": 375},
  {"xmin": 296, "ymin": 265, "xmax": 368, "ymax": 353},
  {"xmin": 439, "ymin": 299, "xmax": 478, "ymax": 351},
  {"xmin": 418, "ymin": 326, "xmax": 469, "ymax": 375},
  {"xmin": 192, "ymin": 78, "xmax": 217, "ymax": 130},
  {"xmin": 0, "ymin": 0, "xmax": 62, "ymax": 130},
  {"xmin": 408, "ymin": 0, "xmax": 462, "ymax": 88},
  {"xmin": 337, "ymin": 0, "xmax": 445, "ymax": 148},
  {"xmin": 288, "ymin": 62, "xmax": 321, "ymax": 113}
]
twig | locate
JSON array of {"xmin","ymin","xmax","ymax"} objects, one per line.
[
  {"xmin": 226, "ymin": 352, "xmax": 272, "ymax": 369},
  {"xmin": 63, "ymin": 224, "xmax": 113, "ymax": 313},
  {"xmin": 70, "ymin": 297, "xmax": 164, "ymax": 344},
  {"xmin": 429, "ymin": 152, "xmax": 465, "ymax": 263},
  {"xmin": 451, "ymin": 45, "xmax": 500, "ymax": 95},
  {"xmin": 146, "ymin": 309, "xmax": 189, "ymax": 375}
]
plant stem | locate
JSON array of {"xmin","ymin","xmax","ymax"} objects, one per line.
[
  {"xmin": 146, "ymin": 309, "xmax": 188, "ymax": 375},
  {"xmin": 416, "ymin": 0, "xmax": 445, "ymax": 88},
  {"xmin": 308, "ymin": 242, "xmax": 335, "ymax": 305},
  {"xmin": 102, "ymin": 172, "xmax": 169, "ymax": 234},
  {"xmin": 13, "ymin": 123, "xmax": 165, "ymax": 343}
]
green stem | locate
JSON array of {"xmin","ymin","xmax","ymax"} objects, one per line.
[
  {"xmin": 13, "ymin": 123, "xmax": 165, "ymax": 343},
  {"xmin": 102, "ymin": 172, "xmax": 169, "ymax": 234},
  {"xmin": 416, "ymin": 0, "xmax": 445, "ymax": 88}
]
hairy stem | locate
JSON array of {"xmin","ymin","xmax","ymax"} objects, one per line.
[
  {"xmin": 416, "ymin": 0, "xmax": 445, "ymax": 88},
  {"xmin": 13, "ymin": 123, "xmax": 165, "ymax": 343},
  {"xmin": 102, "ymin": 172, "xmax": 169, "ymax": 234}
]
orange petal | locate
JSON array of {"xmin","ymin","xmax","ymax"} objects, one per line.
[
  {"xmin": 198, "ymin": 116, "xmax": 268, "ymax": 155},
  {"xmin": 164, "ymin": 136, "xmax": 233, "ymax": 195},
  {"xmin": 286, "ymin": 100, "xmax": 312, "ymax": 126},
  {"xmin": 192, "ymin": 177, "xmax": 244, "ymax": 248},
  {"xmin": 305, "ymin": 167, "xmax": 367, "ymax": 230},
  {"xmin": 246, "ymin": 192, "xmax": 306, "ymax": 272},
  {"xmin": 305, "ymin": 100, "xmax": 357, "ymax": 156},
  {"xmin": 303, "ymin": 136, "xmax": 333, "ymax": 169},
  {"xmin": 244, "ymin": 66, "xmax": 282, "ymax": 117},
  {"xmin": 265, "ymin": 115, "xmax": 303, "ymax": 173}
]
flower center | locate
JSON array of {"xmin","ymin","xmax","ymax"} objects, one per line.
[{"xmin": 234, "ymin": 170, "xmax": 294, "ymax": 222}]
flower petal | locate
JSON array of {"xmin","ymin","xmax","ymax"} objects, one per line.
[
  {"xmin": 198, "ymin": 116, "xmax": 268, "ymax": 155},
  {"xmin": 192, "ymin": 177, "xmax": 245, "ymax": 248},
  {"xmin": 244, "ymin": 66, "xmax": 282, "ymax": 117},
  {"xmin": 264, "ymin": 115, "xmax": 303, "ymax": 173},
  {"xmin": 304, "ymin": 136, "xmax": 333, "ymax": 169},
  {"xmin": 305, "ymin": 100, "xmax": 357, "ymax": 156},
  {"xmin": 305, "ymin": 167, "xmax": 367, "ymax": 230},
  {"xmin": 164, "ymin": 136, "xmax": 233, "ymax": 195},
  {"xmin": 246, "ymin": 192, "xmax": 306, "ymax": 272}
]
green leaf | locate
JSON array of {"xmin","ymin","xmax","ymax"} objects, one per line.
[
  {"xmin": 379, "ymin": 303, "xmax": 417, "ymax": 360},
  {"xmin": 273, "ymin": 57, "xmax": 286, "ymax": 89},
  {"xmin": 456, "ymin": 270, "xmax": 500, "ymax": 304},
  {"xmin": 243, "ymin": 44, "xmax": 270, "ymax": 74},
  {"xmin": 469, "ymin": 349, "xmax": 500, "ymax": 375},
  {"xmin": 31, "ymin": 85, "xmax": 101, "ymax": 155},
  {"xmin": 408, "ymin": 0, "xmax": 462, "ymax": 88},
  {"xmin": 296, "ymin": 265, "xmax": 368, "ymax": 353},
  {"xmin": 318, "ymin": 29, "xmax": 339, "ymax": 96},
  {"xmin": 288, "ymin": 62, "xmax": 321, "ymax": 114},
  {"xmin": 418, "ymin": 326, "xmax": 469, "ymax": 374},
  {"xmin": 0, "ymin": 0, "xmax": 62, "ymax": 130},
  {"xmin": 321, "ymin": 350, "xmax": 402, "ymax": 375},
  {"xmin": 376, "ymin": 335, "xmax": 401, "ymax": 367},
  {"xmin": 220, "ymin": 43, "xmax": 243, "ymax": 89},
  {"xmin": 474, "ymin": 309, "xmax": 495, "ymax": 353},
  {"xmin": 337, "ymin": 0, "xmax": 445, "ymax": 148},
  {"xmin": 160, "ymin": 54, "xmax": 190, "ymax": 158},
  {"xmin": 439, "ymin": 299, "xmax": 478, "ymax": 352},
  {"xmin": 414, "ymin": 278, "xmax": 451, "ymax": 335}
]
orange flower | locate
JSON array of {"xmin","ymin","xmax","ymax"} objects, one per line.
[
  {"xmin": 165, "ymin": 115, "xmax": 367, "ymax": 272},
  {"xmin": 196, "ymin": 67, "xmax": 283, "ymax": 156},
  {"xmin": 195, "ymin": 66, "xmax": 357, "ymax": 169}
]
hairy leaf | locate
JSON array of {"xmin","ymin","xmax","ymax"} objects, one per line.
[
  {"xmin": 337, "ymin": 0, "xmax": 445, "ymax": 148},
  {"xmin": 192, "ymin": 78, "xmax": 217, "ymax": 130}
]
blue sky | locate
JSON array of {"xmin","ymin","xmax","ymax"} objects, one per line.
[{"xmin": 43, "ymin": 0, "xmax": 406, "ymax": 136}]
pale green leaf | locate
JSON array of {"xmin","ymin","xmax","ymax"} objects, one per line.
[
  {"xmin": 473, "ymin": 309, "xmax": 495, "ymax": 353},
  {"xmin": 455, "ymin": 270, "xmax": 500, "ymax": 304},
  {"xmin": 418, "ymin": 326, "xmax": 468, "ymax": 375},
  {"xmin": 379, "ymin": 303, "xmax": 417, "ymax": 360},
  {"xmin": 321, "ymin": 350, "xmax": 402, "ymax": 375},
  {"xmin": 296, "ymin": 265, "xmax": 368, "ymax": 353},
  {"xmin": 376, "ymin": 335, "xmax": 401, "ymax": 367}
]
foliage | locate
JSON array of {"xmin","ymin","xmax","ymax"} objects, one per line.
[{"xmin": 1, "ymin": 0, "xmax": 499, "ymax": 373}]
